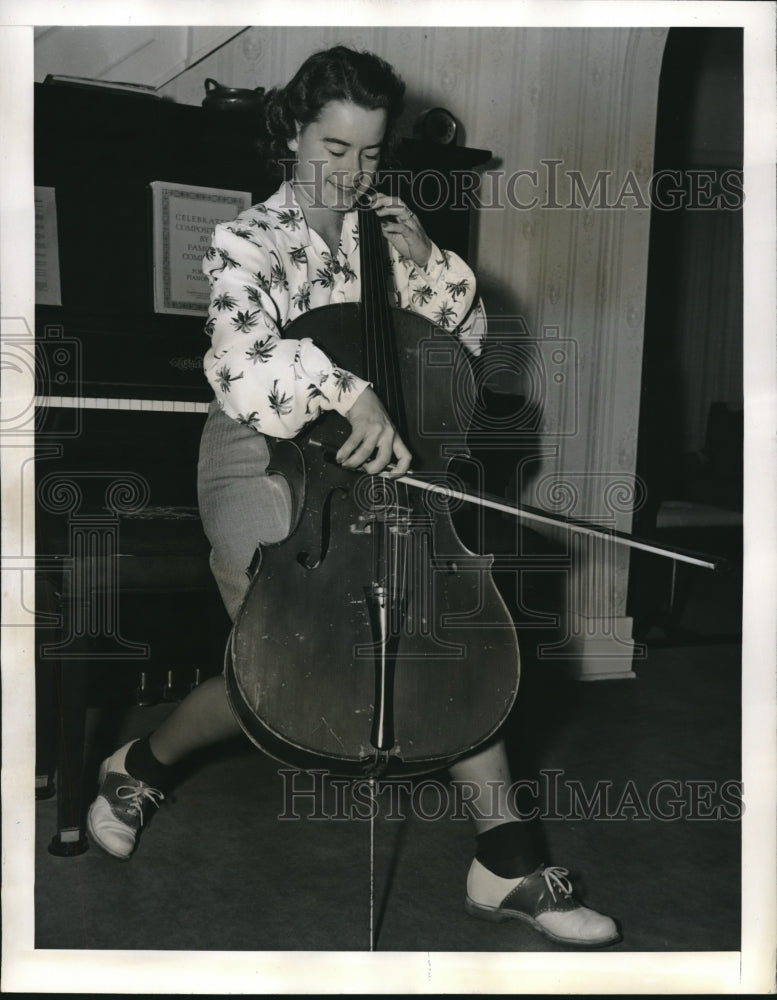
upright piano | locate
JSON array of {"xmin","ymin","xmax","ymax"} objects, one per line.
[{"xmin": 33, "ymin": 81, "xmax": 268, "ymax": 852}]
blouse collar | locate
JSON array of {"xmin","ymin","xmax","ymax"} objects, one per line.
[{"xmin": 272, "ymin": 180, "xmax": 359, "ymax": 260}]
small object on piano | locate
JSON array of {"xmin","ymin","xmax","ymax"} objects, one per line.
[
  {"xmin": 202, "ymin": 78, "xmax": 265, "ymax": 114},
  {"xmin": 413, "ymin": 107, "xmax": 459, "ymax": 145}
]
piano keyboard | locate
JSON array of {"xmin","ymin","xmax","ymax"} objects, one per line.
[{"xmin": 36, "ymin": 395, "xmax": 210, "ymax": 414}]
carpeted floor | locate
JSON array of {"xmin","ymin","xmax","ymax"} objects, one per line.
[{"xmin": 34, "ymin": 632, "xmax": 741, "ymax": 954}]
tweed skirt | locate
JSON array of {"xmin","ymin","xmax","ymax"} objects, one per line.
[{"xmin": 197, "ymin": 401, "xmax": 292, "ymax": 622}]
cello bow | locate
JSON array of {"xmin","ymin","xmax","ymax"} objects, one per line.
[
  {"xmin": 391, "ymin": 473, "xmax": 727, "ymax": 571},
  {"xmin": 311, "ymin": 440, "xmax": 728, "ymax": 571}
]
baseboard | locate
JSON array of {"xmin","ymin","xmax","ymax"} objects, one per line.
[{"xmin": 534, "ymin": 613, "xmax": 639, "ymax": 680}]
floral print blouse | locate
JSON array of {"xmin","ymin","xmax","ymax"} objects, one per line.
[{"xmin": 202, "ymin": 181, "xmax": 486, "ymax": 439}]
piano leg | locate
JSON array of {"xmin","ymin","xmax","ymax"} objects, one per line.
[
  {"xmin": 49, "ymin": 657, "xmax": 90, "ymax": 856},
  {"xmin": 35, "ymin": 572, "xmax": 58, "ymax": 801},
  {"xmin": 38, "ymin": 566, "xmax": 89, "ymax": 856},
  {"xmin": 36, "ymin": 561, "xmax": 89, "ymax": 854},
  {"xmin": 35, "ymin": 664, "xmax": 57, "ymax": 801}
]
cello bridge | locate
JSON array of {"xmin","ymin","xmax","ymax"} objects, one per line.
[{"xmin": 349, "ymin": 508, "xmax": 412, "ymax": 535}]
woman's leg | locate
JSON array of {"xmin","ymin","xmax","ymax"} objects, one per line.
[
  {"xmin": 448, "ymin": 737, "xmax": 516, "ymax": 834},
  {"xmin": 449, "ymin": 738, "xmax": 539, "ymax": 876},
  {"xmin": 148, "ymin": 675, "xmax": 242, "ymax": 765},
  {"xmin": 87, "ymin": 405, "xmax": 292, "ymax": 857},
  {"xmin": 453, "ymin": 738, "xmax": 619, "ymax": 947},
  {"xmin": 151, "ymin": 403, "xmax": 293, "ymax": 771}
]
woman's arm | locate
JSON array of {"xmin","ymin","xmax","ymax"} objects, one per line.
[
  {"xmin": 390, "ymin": 241, "xmax": 487, "ymax": 357},
  {"xmin": 202, "ymin": 223, "xmax": 369, "ymax": 438},
  {"xmin": 369, "ymin": 191, "xmax": 487, "ymax": 358}
]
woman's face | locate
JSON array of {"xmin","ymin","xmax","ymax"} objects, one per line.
[{"xmin": 289, "ymin": 100, "xmax": 387, "ymax": 213}]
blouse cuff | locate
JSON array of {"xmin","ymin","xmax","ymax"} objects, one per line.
[
  {"xmin": 296, "ymin": 337, "xmax": 371, "ymax": 420},
  {"xmin": 325, "ymin": 374, "xmax": 371, "ymax": 418},
  {"xmin": 420, "ymin": 241, "xmax": 446, "ymax": 280}
]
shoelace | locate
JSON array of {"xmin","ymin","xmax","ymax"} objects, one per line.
[
  {"xmin": 542, "ymin": 866, "xmax": 574, "ymax": 901},
  {"xmin": 115, "ymin": 784, "xmax": 164, "ymax": 824}
]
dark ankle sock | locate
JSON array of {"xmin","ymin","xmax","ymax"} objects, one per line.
[
  {"xmin": 475, "ymin": 821, "xmax": 540, "ymax": 878},
  {"xmin": 124, "ymin": 736, "xmax": 174, "ymax": 791}
]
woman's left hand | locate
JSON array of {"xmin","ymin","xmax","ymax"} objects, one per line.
[{"xmin": 369, "ymin": 192, "xmax": 432, "ymax": 269}]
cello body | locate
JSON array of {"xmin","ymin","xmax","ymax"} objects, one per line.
[{"xmin": 225, "ymin": 299, "xmax": 521, "ymax": 778}]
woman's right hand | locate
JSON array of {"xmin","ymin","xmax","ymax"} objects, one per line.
[{"xmin": 337, "ymin": 387, "xmax": 412, "ymax": 477}]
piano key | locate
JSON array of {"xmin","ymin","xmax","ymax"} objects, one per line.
[{"xmin": 35, "ymin": 395, "xmax": 210, "ymax": 414}]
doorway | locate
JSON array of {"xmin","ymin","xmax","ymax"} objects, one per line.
[{"xmin": 629, "ymin": 27, "xmax": 744, "ymax": 641}]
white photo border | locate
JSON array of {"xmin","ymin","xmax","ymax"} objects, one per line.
[{"xmin": 2, "ymin": 2, "xmax": 775, "ymax": 994}]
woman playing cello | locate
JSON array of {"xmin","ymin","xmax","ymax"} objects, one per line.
[{"xmin": 86, "ymin": 44, "xmax": 618, "ymax": 948}]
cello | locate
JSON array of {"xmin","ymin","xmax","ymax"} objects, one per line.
[
  {"xmin": 225, "ymin": 196, "xmax": 522, "ymax": 779},
  {"xmin": 223, "ymin": 194, "xmax": 724, "ymax": 949}
]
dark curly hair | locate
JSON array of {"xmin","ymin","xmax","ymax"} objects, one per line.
[{"xmin": 259, "ymin": 46, "xmax": 406, "ymax": 175}]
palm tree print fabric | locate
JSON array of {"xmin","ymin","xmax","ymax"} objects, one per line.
[{"xmin": 202, "ymin": 181, "xmax": 486, "ymax": 438}]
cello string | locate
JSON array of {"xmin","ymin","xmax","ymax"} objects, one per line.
[
  {"xmin": 359, "ymin": 204, "xmax": 387, "ymax": 604},
  {"xmin": 359, "ymin": 202, "xmax": 400, "ymax": 764},
  {"xmin": 369, "ymin": 776, "xmax": 375, "ymax": 951},
  {"xmin": 354, "ymin": 203, "xmax": 382, "ymax": 865},
  {"xmin": 373, "ymin": 207, "xmax": 412, "ymax": 628},
  {"xmin": 357, "ymin": 203, "xmax": 385, "ymax": 612},
  {"xmin": 371, "ymin": 211, "xmax": 405, "ymax": 618},
  {"xmin": 362, "ymin": 201, "xmax": 405, "ymax": 435},
  {"xmin": 360, "ymin": 203, "xmax": 407, "ymax": 610}
]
